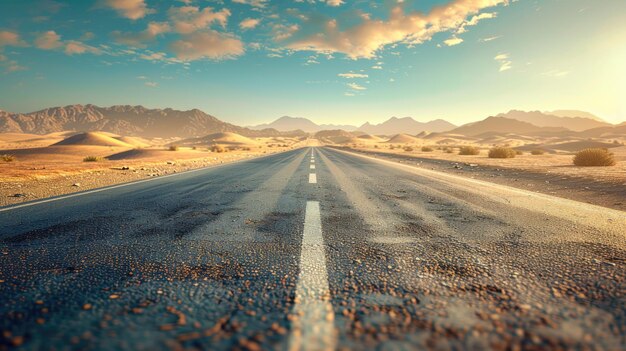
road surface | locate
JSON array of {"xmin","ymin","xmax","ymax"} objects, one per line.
[{"xmin": 1, "ymin": 147, "xmax": 625, "ymax": 350}]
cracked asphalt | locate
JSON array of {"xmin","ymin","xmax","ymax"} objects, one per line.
[{"xmin": 1, "ymin": 147, "xmax": 625, "ymax": 350}]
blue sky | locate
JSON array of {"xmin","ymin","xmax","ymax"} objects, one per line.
[{"xmin": 0, "ymin": 0, "xmax": 624, "ymax": 126}]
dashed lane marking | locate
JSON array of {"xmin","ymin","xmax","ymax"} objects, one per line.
[{"xmin": 288, "ymin": 201, "xmax": 337, "ymax": 351}]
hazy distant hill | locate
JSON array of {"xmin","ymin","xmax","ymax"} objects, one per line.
[
  {"xmin": 577, "ymin": 124, "xmax": 626, "ymax": 138},
  {"xmin": 0, "ymin": 104, "xmax": 293, "ymax": 138},
  {"xmin": 546, "ymin": 110, "xmax": 605, "ymax": 122},
  {"xmin": 451, "ymin": 117, "xmax": 567, "ymax": 136},
  {"xmin": 497, "ymin": 110, "xmax": 609, "ymax": 132},
  {"xmin": 251, "ymin": 116, "xmax": 357, "ymax": 133},
  {"xmin": 359, "ymin": 117, "xmax": 456, "ymax": 135}
]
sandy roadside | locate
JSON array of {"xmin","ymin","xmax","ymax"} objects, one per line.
[
  {"xmin": 334, "ymin": 146, "xmax": 626, "ymax": 212},
  {"xmin": 0, "ymin": 149, "xmax": 291, "ymax": 207}
]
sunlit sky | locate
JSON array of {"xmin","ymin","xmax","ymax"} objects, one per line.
[{"xmin": 0, "ymin": 0, "xmax": 624, "ymax": 126}]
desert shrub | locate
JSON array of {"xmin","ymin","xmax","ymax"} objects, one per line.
[
  {"xmin": 531, "ymin": 149, "xmax": 545, "ymax": 155},
  {"xmin": 192, "ymin": 146, "xmax": 197, "ymax": 150},
  {"xmin": 373, "ymin": 145, "xmax": 378, "ymax": 148},
  {"xmin": 488, "ymin": 147, "xmax": 516, "ymax": 159},
  {"xmin": 169, "ymin": 145, "xmax": 179, "ymax": 151},
  {"xmin": 573, "ymin": 148, "xmax": 616, "ymax": 167},
  {"xmin": 210, "ymin": 145, "xmax": 225, "ymax": 153},
  {"xmin": 281, "ymin": 144, "xmax": 288, "ymax": 147},
  {"xmin": 443, "ymin": 147, "xmax": 454, "ymax": 154},
  {"xmin": 83, "ymin": 156, "xmax": 103, "ymax": 162},
  {"xmin": 458, "ymin": 146, "xmax": 480, "ymax": 155},
  {"xmin": 421, "ymin": 146, "xmax": 433, "ymax": 152},
  {"xmin": 515, "ymin": 150, "xmax": 523, "ymax": 155},
  {"xmin": 242, "ymin": 147, "xmax": 252, "ymax": 151},
  {"xmin": 389, "ymin": 145, "xmax": 396, "ymax": 150},
  {"xmin": 1, "ymin": 154, "xmax": 15, "ymax": 162},
  {"xmin": 403, "ymin": 146, "xmax": 414, "ymax": 152}
]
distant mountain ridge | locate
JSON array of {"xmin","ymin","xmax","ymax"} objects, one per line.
[
  {"xmin": 545, "ymin": 110, "xmax": 605, "ymax": 122},
  {"xmin": 0, "ymin": 104, "xmax": 294, "ymax": 138},
  {"xmin": 497, "ymin": 110, "xmax": 610, "ymax": 132},
  {"xmin": 253, "ymin": 116, "xmax": 456, "ymax": 135},
  {"xmin": 251, "ymin": 116, "xmax": 357, "ymax": 133},
  {"xmin": 450, "ymin": 116, "xmax": 568, "ymax": 136},
  {"xmin": 358, "ymin": 117, "xmax": 456, "ymax": 135}
]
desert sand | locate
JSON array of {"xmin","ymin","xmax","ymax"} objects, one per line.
[{"xmin": 0, "ymin": 131, "xmax": 303, "ymax": 206}]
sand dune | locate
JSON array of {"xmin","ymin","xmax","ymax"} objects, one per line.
[
  {"xmin": 54, "ymin": 132, "xmax": 134, "ymax": 148},
  {"xmin": 545, "ymin": 140, "xmax": 620, "ymax": 152},
  {"xmin": 106, "ymin": 148, "xmax": 204, "ymax": 161},
  {"xmin": 180, "ymin": 132, "xmax": 259, "ymax": 146},
  {"xmin": 115, "ymin": 136, "xmax": 151, "ymax": 148},
  {"xmin": 357, "ymin": 134, "xmax": 384, "ymax": 142},
  {"xmin": 386, "ymin": 134, "xmax": 420, "ymax": 144},
  {"xmin": 0, "ymin": 131, "xmax": 74, "ymax": 149}
]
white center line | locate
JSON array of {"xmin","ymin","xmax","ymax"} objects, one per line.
[
  {"xmin": 309, "ymin": 173, "xmax": 317, "ymax": 183},
  {"xmin": 288, "ymin": 201, "xmax": 336, "ymax": 351},
  {"xmin": 310, "ymin": 159, "xmax": 314, "ymax": 163},
  {"xmin": 310, "ymin": 165, "xmax": 315, "ymax": 170}
]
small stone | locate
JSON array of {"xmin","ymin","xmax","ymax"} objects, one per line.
[{"xmin": 72, "ymin": 183, "xmax": 80, "ymax": 187}]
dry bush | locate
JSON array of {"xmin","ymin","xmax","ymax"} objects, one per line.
[
  {"xmin": 459, "ymin": 146, "xmax": 480, "ymax": 155},
  {"xmin": 242, "ymin": 147, "xmax": 252, "ymax": 151},
  {"xmin": 1, "ymin": 154, "xmax": 16, "ymax": 162},
  {"xmin": 515, "ymin": 150, "xmax": 523, "ymax": 155},
  {"xmin": 488, "ymin": 147, "xmax": 516, "ymax": 159},
  {"xmin": 443, "ymin": 147, "xmax": 454, "ymax": 154},
  {"xmin": 573, "ymin": 148, "xmax": 616, "ymax": 167},
  {"xmin": 83, "ymin": 156, "xmax": 103, "ymax": 162},
  {"xmin": 373, "ymin": 145, "xmax": 378, "ymax": 148},
  {"xmin": 389, "ymin": 145, "xmax": 396, "ymax": 150},
  {"xmin": 531, "ymin": 149, "xmax": 545, "ymax": 155},
  {"xmin": 403, "ymin": 146, "xmax": 414, "ymax": 152},
  {"xmin": 210, "ymin": 145, "xmax": 225, "ymax": 153},
  {"xmin": 169, "ymin": 145, "xmax": 179, "ymax": 151},
  {"xmin": 421, "ymin": 146, "xmax": 433, "ymax": 152}
]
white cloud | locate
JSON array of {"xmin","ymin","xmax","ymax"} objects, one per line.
[
  {"xmin": 240, "ymin": 18, "xmax": 260, "ymax": 30},
  {"xmin": 64, "ymin": 41, "xmax": 102, "ymax": 55},
  {"xmin": 100, "ymin": 0, "xmax": 154, "ymax": 20},
  {"xmin": 170, "ymin": 31, "xmax": 244, "ymax": 61},
  {"xmin": 542, "ymin": 69, "xmax": 569, "ymax": 78},
  {"xmin": 232, "ymin": 0, "xmax": 268, "ymax": 8},
  {"xmin": 479, "ymin": 35, "xmax": 501, "ymax": 42},
  {"xmin": 494, "ymin": 53, "xmax": 512, "ymax": 71},
  {"xmin": 326, "ymin": 0, "xmax": 344, "ymax": 6},
  {"xmin": 168, "ymin": 6, "xmax": 231, "ymax": 34},
  {"xmin": 281, "ymin": 0, "xmax": 509, "ymax": 59},
  {"xmin": 347, "ymin": 82, "xmax": 366, "ymax": 90},
  {"xmin": 112, "ymin": 22, "xmax": 171, "ymax": 47},
  {"xmin": 457, "ymin": 12, "xmax": 497, "ymax": 33},
  {"xmin": 35, "ymin": 31, "xmax": 62, "ymax": 49},
  {"xmin": 0, "ymin": 31, "xmax": 27, "ymax": 48},
  {"xmin": 145, "ymin": 81, "xmax": 158, "ymax": 87},
  {"xmin": 443, "ymin": 36, "xmax": 463, "ymax": 46},
  {"xmin": 338, "ymin": 73, "xmax": 368, "ymax": 78}
]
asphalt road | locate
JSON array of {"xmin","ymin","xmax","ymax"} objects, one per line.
[{"xmin": 1, "ymin": 147, "xmax": 625, "ymax": 350}]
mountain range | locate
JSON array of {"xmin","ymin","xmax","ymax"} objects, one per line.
[
  {"xmin": 496, "ymin": 110, "xmax": 609, "ymax": 132},
  {"xmin": 0, "ymin": 105, "xmax": 621, "ymax": 139},
  {"xmin": 251, "ymin": 116, "xmax": 457, "ymax": 135},
  {"xmin": 250, "ymin": 116, "xmax": 358, "ymax": 133},
  {"xmin": 0, "ymin": 104, "xmax": 297, "ymax": 139}
]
